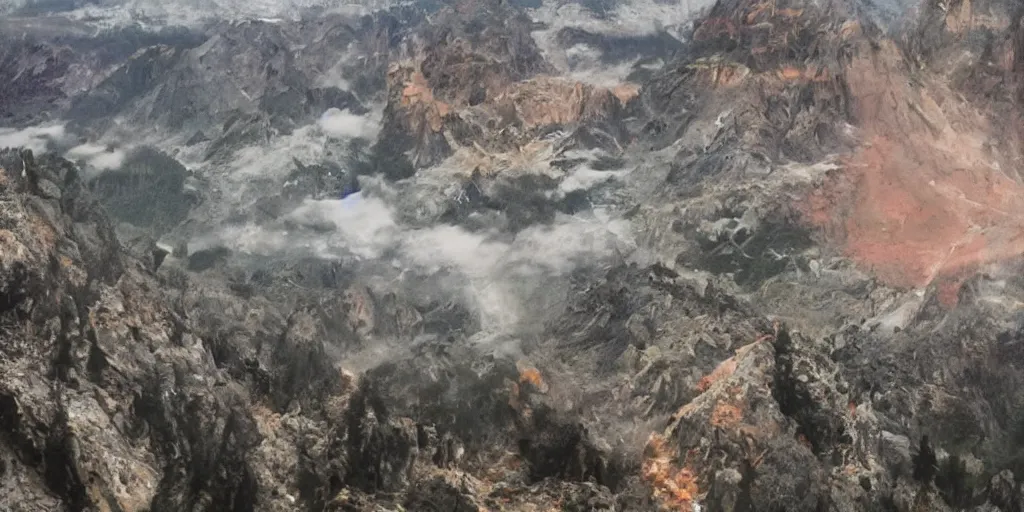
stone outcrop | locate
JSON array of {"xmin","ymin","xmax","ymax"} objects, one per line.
[{"xmin": 7, "ymin": 0, "xmax": 1024, "ymax": 510}]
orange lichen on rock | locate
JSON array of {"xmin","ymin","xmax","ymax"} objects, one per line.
[
  {"xmin": 507, "ymin": 362, "xmax": 547, "ymax": 419},
  {"xmin": 805, "ymin": 41, "xmax": 1024, "ymax": 304},
  {"xmin": 698, "ymin": 339, "xmax": 766, "ymax": 393},
  {"xmin": 710, "ymin": 402, "xmax": 744, "ymax": 428},
  {"xmin": 643, "ymin": 433, "xmax": 700, "ymax": 510},
  {"xmin": 394, "ymin": 66, "xmax": 452, "ymax": 132},
  {"xmin": 697, "ymin": 356, "xmax": 738, "ymax": 393},
  {"xmin": 517, "ymin": 363, "xmax": 549, "ymax": 394}
]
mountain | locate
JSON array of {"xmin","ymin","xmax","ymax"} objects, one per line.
[{"xmin": 4, "ymin": 0, "xmax": 1024, "ymax": 510}]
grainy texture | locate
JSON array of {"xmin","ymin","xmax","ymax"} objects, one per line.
[{"xmin": 5, "ymin": 0, "xmax": 1024, "ymax": 510}]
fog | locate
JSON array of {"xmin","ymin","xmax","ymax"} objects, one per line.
[
  {"xmin": 0, "ymin": 0, "xmax": 670, "ymax": 358},
  {"xmin": 66, "ymin": 142, "xmax": 128, "ymax": 176},
  {"xmin": 318, "ymin": 107, "xmax": 382, "ymax": 140},
  {"xmin": 206, "ymin": 160, "xmax": 635, "ymax": 344},
  {"xmin": 0, "ymin": 124, "xmax": 67, "ymax": 154}
]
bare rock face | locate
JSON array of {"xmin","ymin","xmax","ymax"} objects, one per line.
[
  {"xmin": 0, "ymin": 148, "xmax": 643, "ymax": 511},
  {"xmin": 0, "ymin": 20, "xmax": 207, "ymax": 128},
  {"xmin": 0, "ymin": 41, "xmax": 77, "ymax": 126},
  {"xmin": 58, "ymin": 9, "xmax": 424, "ymax": 158},
  {"xmin": 374, "ymin": 0, "xmax": 636, "ymax": 176},
  {"xmin": 9, "ymin": 0, "xmax": 1024, "ymax": 510},
  {"xmin": 0, "ymin": 148, "xmax": 255, "ymax": 512}
]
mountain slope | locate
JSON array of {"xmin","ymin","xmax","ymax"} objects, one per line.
[{"xmin": 4, "ymin": 0, "xmax": 1024, "ymax": 511}]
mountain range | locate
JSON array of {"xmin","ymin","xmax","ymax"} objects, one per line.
[{"xmin": 3, "ymin": 0, "xmax": 1024, "ymax": 510}]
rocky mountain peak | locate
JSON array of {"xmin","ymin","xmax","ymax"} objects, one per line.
[{"xmin": 5, "ymin": 0, "xmax": 1024, "ymax": 511}]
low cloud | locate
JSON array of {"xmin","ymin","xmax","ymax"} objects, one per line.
[
  {"xmin": 65, "ymin": 143, "xmax": 127, "ymax": 177},
  {"xmin": 211, "ymin": 171, "xmax": 637, "ymax": 343},
  {"xmin": 527, "ymin": 0, "xmax": 708, "ymax": 85},
  {"xmin": 559, "ymin": 165, "xmax": 628, "ymax": 194},
  {"xmin": 318, "ymin": 108, "xmax": 381, "ymax": 140},
  {"xmin": 0, "ymin": 124, "xmax": 67, "ymax": 154},
  {"xmin": 182, "ymin": 108, "xmax": 638, "ymax": 346},
  {"xmin": 314, "ymin": 57, "xmax": 355, "ymax": 92}
]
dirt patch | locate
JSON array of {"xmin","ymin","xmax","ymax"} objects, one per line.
[{"xmin": 806, "ymin": 41, "xmax": 1024, "ymax": 303}]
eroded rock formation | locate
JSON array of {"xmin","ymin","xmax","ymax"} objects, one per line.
[{"xmin": 5, "ymin": 0, "xmax": 1024, "ymax": 510}]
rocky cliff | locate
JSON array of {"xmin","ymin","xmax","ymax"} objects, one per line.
[{"xmin": 5, "ymin": 0, "xmax": 1024, "ymax": 511}]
